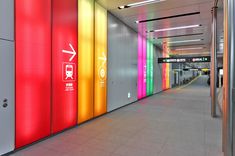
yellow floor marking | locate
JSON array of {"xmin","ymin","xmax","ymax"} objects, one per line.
[{"xmin": 176, "ymin": 75, "xmax": 201, "ymax": 90}]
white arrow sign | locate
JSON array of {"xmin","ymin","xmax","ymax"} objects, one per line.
[
  {"xmin": 98, "ymin": 52, "xmax": 107, "ymax": 66},
  {"xmin": 62, "ymin": 44, "xmax": 76, "ymax": 62}
]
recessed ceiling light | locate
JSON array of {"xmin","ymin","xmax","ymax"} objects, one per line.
[
  {"xmin": 118, "ymin": 0, "xmax": 165, "ymax": 10},
  {"xmin": 147, "ymin": 24, "xmax": 201, "ymax": 33},
  {"xmin": 168, "ymin": 39, "xmax": 203, "ymax": 44},
  {"xmin": 175, "ymin": 47, "xmax": 204, "ymax": 51},
  {"xmin": 118, "ymin": 6, "xmax": 125, "ymax": 9}
]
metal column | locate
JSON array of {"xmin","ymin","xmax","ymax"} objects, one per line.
[
  {"xmin": 223, "ymin": 0, "xmax": 235, "ymax": 155},
  {"xmin": 211, "ymin": 6, "xmax": 218, "ymax": 117}
]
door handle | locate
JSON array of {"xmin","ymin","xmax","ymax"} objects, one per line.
[{"xmin": 2, "ymin": 98, "xmax": 8, "ymax": 108}]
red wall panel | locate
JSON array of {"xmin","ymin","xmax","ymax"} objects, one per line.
[
  {"xmin": 15, "ymin": 0, "xmax": 52, "ymax": 148},
  {"xmin": 51, "ymin": 0, "xmax": 78, "ymax": 133}
]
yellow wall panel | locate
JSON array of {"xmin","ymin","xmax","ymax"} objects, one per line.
[
  {"xmin": 94, "ymin": 3, "xmax": 107, "ymax": 117},
  {"xmin": 78, "ymin": 0, "xmax": 94, "ymax": 123}
]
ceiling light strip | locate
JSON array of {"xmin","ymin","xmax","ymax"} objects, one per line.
[
  {"xmin": 136, "ymin": 12, "xmax": 200, "ymax": 23},
  {"xmin": 155, "ymin": 33, "xmax": 203, "ymax": 39},
  {"xmin": 148, "ymin": 24, "xmax": 201, "ymax": 33},
  {"xmin": 176, "ymin": 52, "xmax": 210, "ymax": 56},
  {"xmin": 175, "ymin": 47, "xmax": 204, "ymax": 51},
  {"xmin": 169, "ymin": 44, "xmax": 205, "ymax": 48},
  {"xmin": 168, "ymin": 39, "xmax": 203, "ymax": 44},
  {"xmin": 118, "ymin": 0, "xmax": 165, "ymax": 9}
]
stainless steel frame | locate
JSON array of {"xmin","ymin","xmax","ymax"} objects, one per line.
[
  {"xmin": 211, "ymin": 6, "xmax": 218, "ymax": 117},
  {"xmin": 223, "ymin": 0, "xmax": 235, "ymax": 155}
]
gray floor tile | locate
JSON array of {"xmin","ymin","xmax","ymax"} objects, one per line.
[{"xmin": 12, "ymin": 76, "xmax": 222, "ymax": 156}]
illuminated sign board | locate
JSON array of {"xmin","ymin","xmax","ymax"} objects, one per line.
[{"xmin": 158, "ymin": 56, "xmax": 210, "ymax": 63}]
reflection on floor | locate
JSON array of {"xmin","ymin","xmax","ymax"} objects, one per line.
[{"xmin": 11, "ymin": 76, "xmax": 223, "ymax": 156}]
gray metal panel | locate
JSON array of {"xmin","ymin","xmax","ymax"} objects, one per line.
[
  {"xmin": 107, "ymin": 13, "xmax": 138, "ymax": 112},
  {"xmin": 153, "ymin": 46, "xmax": 163, "ymax": 94},
  {"xmin": 0, "ymin": 40, "xmax": 15, "ymax": 155},
  {"xmin": 0, "ymin": 0, "xmax": 14, "ymax": 41}
]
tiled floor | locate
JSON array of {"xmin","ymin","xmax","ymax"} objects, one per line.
[{"xmin": 11, "ymin": 76, "xmax": 223, "ymax": 156}]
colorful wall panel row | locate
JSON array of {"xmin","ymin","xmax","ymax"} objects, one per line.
[
  {"xmin": 78, "ymin": 1, "xmax": 108, "ymax": 123},
  {"xmin": 14, "ymin": 0, "xmax": 169, "ymax": 148},
  {"xmin": 15, "ymin": 0, "xmax": 107, "ymax": 148},
  {"xmin": 138, "ymin": 34, "xmax": 154, "ymax": 99},
  {"xmin": 13, "ymin": 0, "xmax": 166, "ymax": 151}
]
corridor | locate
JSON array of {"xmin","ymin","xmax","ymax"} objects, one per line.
[{"xmin": 12, "ymin": 76, "xmax": 222, "ymax": 156}]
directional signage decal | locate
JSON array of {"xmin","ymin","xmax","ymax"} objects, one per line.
[
  {"xmin": 62, "ymin": 43, "xmax": 77, "ymax": 91},
  {"xmin": 98, "ymin": 52, "xmax": 107, "ymax": 87},
  {"xmin": 158, "ymin": 56, "xmax": 211, "ymax": 64},
  {"xmin": 62, "ymin": 44, "xmax": 77, "ymax": 62}
]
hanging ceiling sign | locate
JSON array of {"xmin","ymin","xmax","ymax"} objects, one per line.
[{"xmin": 158, "ymin": 56, "xmax": 211, "ymax": 63}]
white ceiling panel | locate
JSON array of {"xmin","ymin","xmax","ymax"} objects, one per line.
[{"xmin": 97, "ymin": 0, "xmax": 215, "ymax": 56}]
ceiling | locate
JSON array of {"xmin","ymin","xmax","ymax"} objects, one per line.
[{"xmin": 97, "ymin": 0, "xmax": 216, "ymax": 56}]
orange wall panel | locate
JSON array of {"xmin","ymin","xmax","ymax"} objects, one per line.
[{"xmin": 94, "ymin": 3, "xmax": 107, "ymax": 117}]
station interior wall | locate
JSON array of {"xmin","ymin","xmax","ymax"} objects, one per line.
[{"xmin": 0, "ymin": 0, "xmax": 174, "ymax": 154}]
